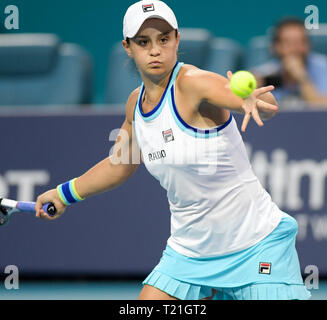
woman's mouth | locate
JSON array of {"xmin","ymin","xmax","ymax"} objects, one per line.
[{"xmin": 149, "ymin": 61, "xmax": 162, "ymax": 65}]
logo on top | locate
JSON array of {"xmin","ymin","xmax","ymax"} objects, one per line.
[
  {"xmin": 259, "ymin": 262, "xmax": 272, "ymax": 275},
  {"xmin": 142, "ymin": 3, "xmax": 155, "ymax": 12},
  {"xmin": 162, "ymin": 129, "xmax": 174, "ymax": 143}
]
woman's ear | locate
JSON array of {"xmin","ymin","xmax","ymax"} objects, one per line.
[
  {"xmin": 175, "ymin": 31, "xmax": 181, "ymax": 57},
  {"xmin": 122, "ymin": 40, "xmax": 133, "ymax": 58},
  {"xmin": 176, "ymin": 31, "xmax": 181, "ymax": 48}
]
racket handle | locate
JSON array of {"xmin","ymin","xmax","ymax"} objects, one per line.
[
  {"xmin": 16, "ymin": 201, "xmax": 57, "ymax": 217},
  {"xmin": 42, "ymin": 203, "xmax": 57, "ymax": 217}
]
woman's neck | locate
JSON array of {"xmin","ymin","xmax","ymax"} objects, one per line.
[{"xmin": 141, "ymin": 70, "xmax": 172, "ymax": 106}]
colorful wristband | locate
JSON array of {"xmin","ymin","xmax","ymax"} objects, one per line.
[{"xmin": 57, "ymin": 178, "xmax": 85, "ymax": 206}]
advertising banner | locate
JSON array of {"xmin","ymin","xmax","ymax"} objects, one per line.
[{"xmin": 0, "ymin": 110, "xmax": 326, "ymax": 277}]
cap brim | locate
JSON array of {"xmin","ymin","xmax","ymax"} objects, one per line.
[{"xmin": 125, "ymin": 15, "xmax": 177, "ymax": 39}]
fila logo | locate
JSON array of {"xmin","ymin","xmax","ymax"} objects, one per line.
[
  {"xmin": 162, "ymin": 129, "xmax": 174, "ymax": 143},
  {"xmin": 142, "ymin": 4, "xmax": 155, "ymax": 12},
  {"xmin": 259, "ymin": 262, "xmax": 272, "ymax": 275}
]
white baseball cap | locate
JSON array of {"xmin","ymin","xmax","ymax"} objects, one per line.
[{"xmin": 123, "ymin": 0, "xmax": 178, "ymax": 39}]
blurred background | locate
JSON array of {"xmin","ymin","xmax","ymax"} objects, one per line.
[{"xmin": 0, "ymin": 0, "xmax": 327, "ymax": 299}]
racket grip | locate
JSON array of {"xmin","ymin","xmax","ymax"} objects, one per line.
[{"xmin": 17, "ymin": 201, "xmax": 57, "ymax": 217}]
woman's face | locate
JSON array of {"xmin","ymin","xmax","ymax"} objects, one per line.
[{"xmin": 123, "ymin": 18, "xmax": 180, "ymax": 78}]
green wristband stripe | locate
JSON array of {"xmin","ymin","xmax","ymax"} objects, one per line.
[{"xmin": 71, "ymin": 178, "xmax": 84, "ymax": 201}]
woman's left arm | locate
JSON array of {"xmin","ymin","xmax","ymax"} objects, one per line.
[{"xmin": 179, "ymin": 68, "xmax": 279, "ymax": 132}]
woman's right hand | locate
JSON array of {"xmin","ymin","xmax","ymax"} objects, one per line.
[
  {"xmin": 226, "ymin": 71, "xmax": 279, "ymax": 132},
  {"xmin": 35, "ymin": 189, "xmax": 67, "ymax": 220}
]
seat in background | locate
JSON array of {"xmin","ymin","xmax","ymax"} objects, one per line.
[
  {"xmin": 0, "ymin": 33, "xmax": 93, "ymax": 106},
  {"xmin": 308, "ymin": 23, "xmax": 327, "ymax": 56},
  {"xmin": 105, "ymin": 42, "xmax": 141, "ymax": 105},
  {"xmin": 205, "ymin": 37, "xmax": 243, "ymax": 76},
  {"xmin": 177, "ymin": 28, "xmax": 212, "ymax": 68},
  {"xmin": 244, "ymin": 36, "xmax": 272, "ymax": 70}
]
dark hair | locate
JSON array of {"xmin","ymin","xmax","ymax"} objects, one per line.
[
  {"xmin": 126, "ymin": 29, "xmax": 179, "ymax": 45},
  {"xmin": 272, "ymin": 17, "xmax": 306, "ymax": 43}
]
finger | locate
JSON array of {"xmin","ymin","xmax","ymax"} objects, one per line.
[
  {"xmin": 256, "ymin": 99, "xmax": 279, "ymax": 112},
  {"xmin": 225, "ymin": 72, "xmax": 232, "ymax": 90},
  {"xmin": 38, "ymin": 209, "xmax": 47, "ymax": 220},
  {"xmin": 251, "ymin": 107, "xmax": 264, "ymax": 127},
  {"xmin": 35, "ymin": 200, "xmax": 50, "ymax": 219},
  {"xmin": 35, "ymin": 197, "xmax": 43, "ymax": 218},
  {"xmin": 254, "ymin": 85, "xmax": 275, "ymax": 97},
  {"xmin": 241, "ymin": 113, "xmax": 251, "ymax": 132},
  {"xmin": 40, "ymin": 209, "xmax": 55, "ymax": 221}
]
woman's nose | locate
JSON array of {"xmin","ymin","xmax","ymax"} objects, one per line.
[{"xmin": 150, "ymin": 44, "xmax": 160, "ymax": 56}]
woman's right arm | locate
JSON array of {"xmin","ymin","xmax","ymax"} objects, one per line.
[{"xmin": 35, "ymin": 89, "xmax": 141, "ymax": 220}]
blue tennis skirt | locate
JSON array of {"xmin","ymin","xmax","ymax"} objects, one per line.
[{"xmin": 143, "ymin": 212, "xmax": 311, "ymax": 300}]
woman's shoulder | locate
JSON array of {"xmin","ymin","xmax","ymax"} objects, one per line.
[
  {"xmin": 177, "ymin": 64, "xmax": 226, "ymax": 93},
  {"xmin": 178, "ymin": 63, "xmax": 204, "ymax": 79}
]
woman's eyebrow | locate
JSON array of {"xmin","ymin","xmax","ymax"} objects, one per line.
[
  {"xmin": 160, "ymin": 30, "xmax": 173, "ymax": 36},
  {"xmin": 134, "ymin": 35, "xmax": 149, "ymax": 39},
  {"xmin": 135, "ymin": 30, "xmax": 172, "ymax": 39}
]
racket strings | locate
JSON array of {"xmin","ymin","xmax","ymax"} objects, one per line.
[{"xmin": 0, "ymin": 199, "xmax": 10, "ymax": 225}]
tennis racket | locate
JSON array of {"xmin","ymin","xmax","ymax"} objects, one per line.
[{"xmin": 0, "ymin": 198, "xmax": 56, "ymax": 226}]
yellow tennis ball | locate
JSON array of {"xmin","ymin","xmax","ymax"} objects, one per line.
[{"xmin": 230, "ymin": 71, "xmax": 257, "ymax": 98}]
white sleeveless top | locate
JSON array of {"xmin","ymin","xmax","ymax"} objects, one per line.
[{"xmin": 133, "ymin": 62, "xmax": 282, "ymax": 258}]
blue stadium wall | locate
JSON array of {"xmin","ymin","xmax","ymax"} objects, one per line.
[{"xmin": 1, "ymin": 111, "xmax": 327, "ymax": 278}]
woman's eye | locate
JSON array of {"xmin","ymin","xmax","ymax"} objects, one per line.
[{"xmin": 138, "ymin": 40, "xmax": 148, "ymax": 46}]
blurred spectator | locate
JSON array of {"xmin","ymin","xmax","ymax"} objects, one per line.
[{"xmin": 252, "ymin": 18, "xmax": 327, "ymax": 109}]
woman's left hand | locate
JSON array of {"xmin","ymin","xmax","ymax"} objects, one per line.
[{"xmin": 227, "ymin": 71, "xmax": 279, "ymax": 132}]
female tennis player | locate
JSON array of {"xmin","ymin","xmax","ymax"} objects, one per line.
[{"xmin": 35, "ymin": 0, "xmax": 311, "ymax": 300}]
